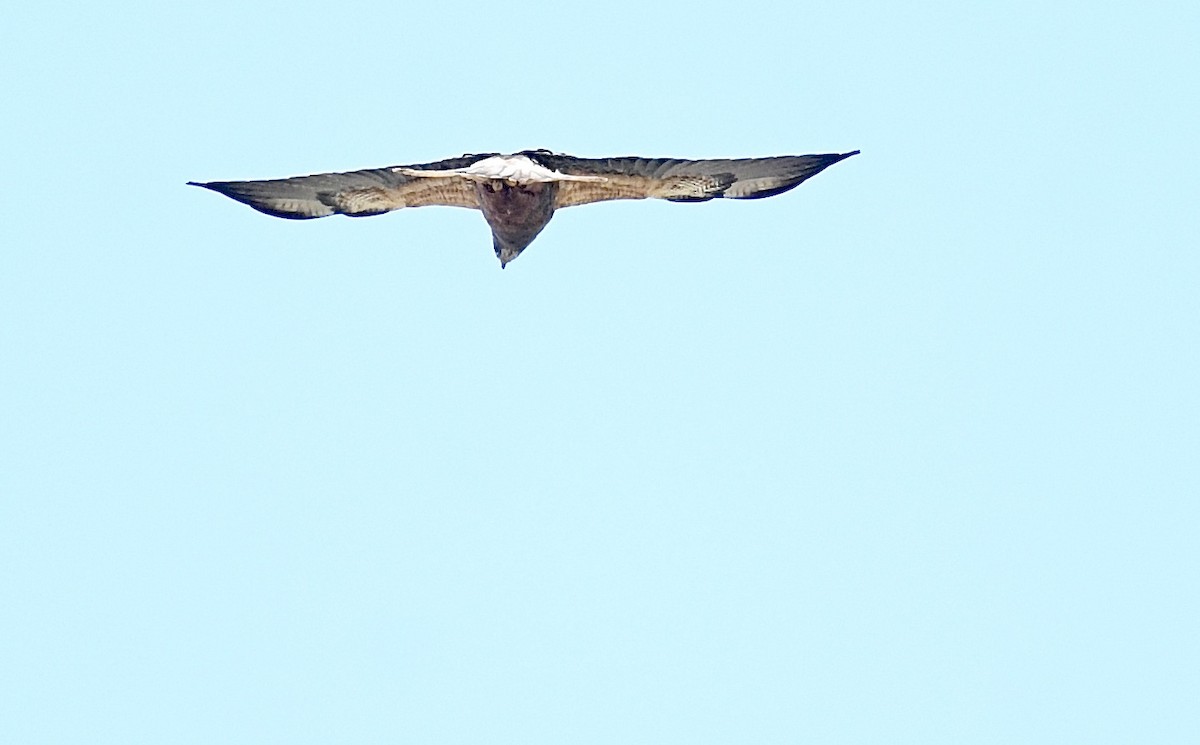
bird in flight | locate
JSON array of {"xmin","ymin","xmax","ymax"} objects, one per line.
[{"xmin": 190, "ymin": 149, "xmax": 858, "ymax": 267}]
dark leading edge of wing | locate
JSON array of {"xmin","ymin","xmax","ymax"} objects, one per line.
[{"xmin": 188, "ymin": 154, "xmax": 494, "ymax": 219}]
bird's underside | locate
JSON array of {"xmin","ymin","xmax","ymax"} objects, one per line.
[{"xmin": 190, "ymin": 149, "xmax": 859, "ymax": 267}]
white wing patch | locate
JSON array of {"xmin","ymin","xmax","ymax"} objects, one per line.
[{"xmin": 394, "ymin": 155, "xmax": 607, "ymax": 185}]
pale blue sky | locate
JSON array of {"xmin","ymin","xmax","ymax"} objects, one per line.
[{"xmin": 2, "ymin": 1, "xmax": 1197, "ymax": 743}]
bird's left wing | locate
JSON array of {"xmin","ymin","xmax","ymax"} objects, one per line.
[
  {"xmin": 189, "ymin": 154, "xmax": 495, "ymax": 219},
  {"xmin": 530, "ymin": 151, "xmax": 859, "ymax": 209}
]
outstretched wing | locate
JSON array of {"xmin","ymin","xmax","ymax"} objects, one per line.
[
  {"xmin": 189, "ymin": 154, "xmax": 497, "ymax": 219},
  {"xmin": 529, "ymin": 151, "xmax": 859, "ymax": 209}
]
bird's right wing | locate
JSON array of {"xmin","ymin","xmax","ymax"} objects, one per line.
[
  {"xmin": 533, "ymin": 151, "xmax": 860, "ymax": 208},
  {"xmin": 189, "ymin": 154, "xmax": 496, "ymax": 219}
]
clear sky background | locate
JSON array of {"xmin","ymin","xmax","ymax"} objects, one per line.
[{"xmin": 2, "ymin": 1, "xmax": 1197, "ymax": 743}]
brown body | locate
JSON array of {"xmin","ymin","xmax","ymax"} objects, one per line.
[{"xmin": 475, "ymin": 180, "xmax": 559, "ymax": 267}]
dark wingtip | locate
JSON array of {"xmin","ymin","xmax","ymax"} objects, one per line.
[{"xmin": 187, "ymin": 180, "xmax": 243, "ymax": 199}]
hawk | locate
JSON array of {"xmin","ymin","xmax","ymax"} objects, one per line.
[{"xmin": 190, "ymin": 149, "xmax": 859, "ymax": 267}]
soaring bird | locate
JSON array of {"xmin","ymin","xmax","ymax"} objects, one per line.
[{"xmin": 190, "ymin": 149, "xmax": 858, "ymax": 267}]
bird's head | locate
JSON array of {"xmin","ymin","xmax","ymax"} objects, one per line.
[{"xmin": 493, "ymin": 234, "xmax": 531, "ymax": 268}]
